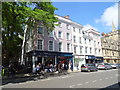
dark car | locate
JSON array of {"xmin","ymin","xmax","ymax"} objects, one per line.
[{"xmin": 81, "ymin": 63, "xmax": 98, "ymax": 72}]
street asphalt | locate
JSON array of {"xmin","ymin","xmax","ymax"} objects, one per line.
[{"xmin": 1, "ymin": 69, "xmax": 120, "ymax": 89}]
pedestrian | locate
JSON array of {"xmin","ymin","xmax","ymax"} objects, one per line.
[
  {"xmin": 70, "ymin": 63, "xmax": 73, "ymax": 71},
  {"xmin": 76, "ymin": 64, "xmax": 79, "ymax": 71},
  {"xmin": 8, "ymin": 64, "xmax": 15, "ymax": 78},
  {"xmin": 36, "ymin": 63, "xmax": 40, "ymax": 75}
]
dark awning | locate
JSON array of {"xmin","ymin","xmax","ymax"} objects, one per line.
[{"xmin": 26, "ymin": 50, "xmax": 73, "ymax": 57}]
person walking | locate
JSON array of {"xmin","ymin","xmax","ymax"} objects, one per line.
[{"xmin": 8, "ymin": 64, "xmax": 15, "ymax": 78}]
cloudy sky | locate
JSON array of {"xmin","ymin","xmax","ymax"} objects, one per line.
[{"xmin": 52, "ymin": 2, "xmax": 118, "ymax": 33}]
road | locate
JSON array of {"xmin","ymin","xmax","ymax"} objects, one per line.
[{"xmin": 2, "ymin": 69, "xmax": 120, "ymax": 88}]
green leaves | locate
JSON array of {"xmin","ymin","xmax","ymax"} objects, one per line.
[{"xmin": 2, "ymin": 2, "xmax": 58, "ymax": 66}]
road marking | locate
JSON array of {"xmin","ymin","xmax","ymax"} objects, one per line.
[
  {"xmin": 105, "ymin": 78, "xmax": 108, "ymax": 79},
  {"xmin": 85, "ymin": 82, "xmax": 89, "ymax": 84},
  {"xmin": 93, "ymin": 80, "xmax": 97, "ymax": 83},
  {"xmin": 69, "ymin": 85, "xmax": 75, "ymax": 88},
  {"xmin": 99, "ymin": 79, "xmax": 103, "ymax": 81},
  {"xmin": 77, "ymin": 83, "xmax": 82, "ymax": 86}
]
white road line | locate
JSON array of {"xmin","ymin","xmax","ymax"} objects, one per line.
[
  {"xmin": 93, "ymin": 80, "xmax": 97, "ymax": 83},
  {"xmin": 85, "ymin": 82, "xmax": 89, "ymax": 84},
  {"xmin": 69, "ymin": 85, "xmax": 75, "ymax": 88},
  {"xmin": 77, "ymin": 83, "xmax": 82, "ymax": 86},
  {"xmin": 99, "ymin": 79, "xmax": 103, "ymax": 81},
  {"xmin": 110, "ymin": 77, "xmax": 113, "ymax": 78}
]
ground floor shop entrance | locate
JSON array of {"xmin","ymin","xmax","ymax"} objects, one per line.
[{"xmin": 26, "ymin": 50, "xmax": 73, "ymax": 73}]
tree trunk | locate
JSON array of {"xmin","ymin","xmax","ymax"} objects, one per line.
[{"xmin": 21, "ymin": 25, "xmax": 28, "ymax": 65}]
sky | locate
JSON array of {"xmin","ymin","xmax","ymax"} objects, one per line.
[{"xmin": 52, "ymin": 2, "xmax": 118, "ymax": 34}]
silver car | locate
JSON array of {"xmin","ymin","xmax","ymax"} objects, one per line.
[
  {"xmin": 81, "ymin": 64, "xmax": 98, "ymax": 72},
  {"xmin": 97, "ymin": 63, "xmax": 112, "ymax": 70}
]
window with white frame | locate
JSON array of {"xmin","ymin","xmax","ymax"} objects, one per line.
[
  {"xmin": 79, "ymin": 29, "xmax": 81, "ymax": 34},
  {"xmin": 58, "ymin": 31, "xmax": 62, "ymax": 38},
  {"xmin": 94, "ymin": 41, "xmax": 96, "ymax": 46},
  {"xmin": 67, "ymin": 43, "xmax": 70, "ymax": 52},
  {"xmin": 79, "ymin": 37, "xmax": 81, "ymax": 43},
  {"xmin": 73, "ymin": 36, "xmax": 76, "ymax": 43},
  {"xmin": 89, "ymin": 39, "xmax": 91, "ymax": 45},
  {"xmin": 38, "ymin": 40, "xmax": 43, "ymax": 50},
  {"xmin": 58, "ymin": 22, "xmax": 62, "ymax": 27},
  {"xmin": 73, "ymin": 27, "xmax": 75, "ymax": 32},
  {"xmin": 85, "ymin": 47, "xmax": 88, "ymax": 54},
  {"xmin": 98, "ymin": 42, "xmax": 99, "ymax": 46},
  {"xmin": 80, "ymin": 46, "xmax": 83, "ymax": 54},
  {"xmin": 38, "ymin": 27, "xmax": 44, "ymax": 35},
  {"xmin": 49, "ymin": 41, "xmax": 54, "ymax": 51},
  {"xmin": 84, "ymin": 38, "xmax": 87, "ymax": 44},
  {"xmin": 90, "ymin": 47, "xmax": 92, "ymax": 54},
  {"xmin": 59, "ymin": 42, "xmax": 62, "ymax": 51},
  {"xmin": 67, "ymin": 33, "xmax": 70, "ymax": 40},
  {"xmin": 95, "ymin": 48, "xmax": 97, "ymax": 54},
  {"xmin": 49, "ymin": 31, "xmax": 54, "ymax": 37},
  {"xmin": 66, "ymin": 24, "xmax": 70, "ymax": 30},
  {"xmin": 74, "ymin": 46, "xmax": 77, "ymax": 54}
]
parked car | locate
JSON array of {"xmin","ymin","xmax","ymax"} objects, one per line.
[
  {"xmin": 81, "ymin": 63, "xmax": 98, "ymax": 72},
  {"xmin": 97, "ymin": 63, "xmax": 112, "ymax": 70},
  {"xmin": 110, "ymin": 63, "xmax": 119, "ymax": 69}
]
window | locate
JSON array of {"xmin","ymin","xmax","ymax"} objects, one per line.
[
  {"xmin": 90, "ymin": 48, "xmax": 92, "ymax": 54},
  {"xmin": 95, "ymin": 48, "xmax": 97, "ymax": 54},
  {"xmin": 74, "ymin": 46, "xmax": 77, "ymax": 54},
  {"xmin": 67, "ymin": 33, "xmax": 70, "ymax": 40},
  {"xmin": 79, "ymin": 37, "xmax": 81, "ymax": 43},
  {"xmin": 84, "ymin": 38, "xmax": 86, "ymax": 44},
  {"xmin": 38, "ymin": 40, "xmax": 43, "ymax": 50},
  {"xmin": 58, "ymin": 31, "xmax": 62, "ymax": 38},
  {"xmin": 94, "ymin": 41, "xmax": 96, "ymax": 46},
  {"xmin": 73, "ymin": 27, "xmax": 75, "ymax": 32},
  {"xmin": 58, "ymin": 22, "xmax": 62, "ymax": 27},
  {"xmin": 49, "ymin": 41, "xmax": 53, "ymax": 51},
  {"xmin": 59, "ymin": 42, "xmax": 62, "ymax": 51},
  {"xmin": 38, "ymin": 27, "xmax": 44, "ymax": 35},
  {"xmin": 89, "ymin": 39, "xmax": 91, "ymax": 44},
  {"xmin": 85, "ymin": 47, "xmax": 88, "ymax": 54},
  {"xmin": 49, "ymin": 31, "xmax": 54, "ymax": 37},
  {"xmin": 79, "ymin": 29, "xmax": 81, "ymax": 34},
  {"xmin": 80, "ymin": 46, "xmax": 83, "ymax": 54},
  {"xmin": 66, "ymin": 24, "xmax": 70, "ymax": 30},
  {"xmin": 98, "ymin": 42, "xmax": 99, "ymax": 46},
  {"xmin": 73, "ymin": 36, "xmax": 76, "ymax": 43},
  {"xmin": 99, "ymin": 49, "xmax": 101, "ymax": 54},
  {"xmin": 67, "ymin": 43, "xmax": 70, "ymax": 52}
]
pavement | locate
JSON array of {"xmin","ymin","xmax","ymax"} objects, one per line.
[{"xmin": 1, "ymin": 69, "xmax": 80, "ymax": 85}]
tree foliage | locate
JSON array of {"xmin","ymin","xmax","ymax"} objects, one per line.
[{"xmin": 2, "ymin": 2, "xmax": 58, "ymax": 66}]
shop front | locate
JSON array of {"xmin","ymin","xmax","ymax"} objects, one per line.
[
  {"xmin": 85, "ymin": 55, "xmax": 95, "ymax": 64},
  {"xmin": 95, "ymin": 56, "xmax": 104, "ymax": 63},
  {"xmin": 26, "ymin": 50, "xmax": 73, "ymax": 73}
]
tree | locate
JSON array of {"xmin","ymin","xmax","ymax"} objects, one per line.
[{"xmin": 2, "ymin": 2, "xmax": 58, "ymax": 66}]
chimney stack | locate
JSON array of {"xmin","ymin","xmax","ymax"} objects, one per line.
[{"xmin": 64, "ymin": 15, "xmax": 70, "ymax": 19}]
